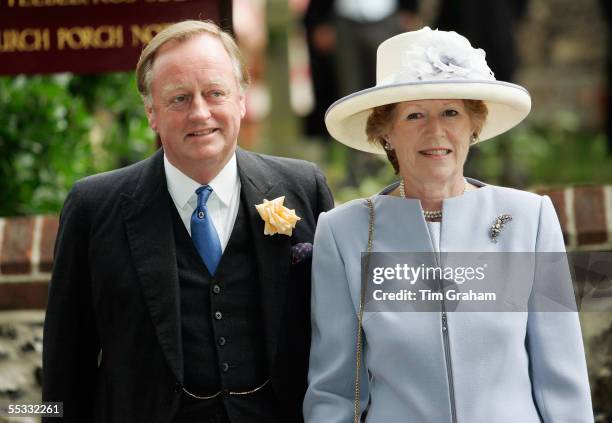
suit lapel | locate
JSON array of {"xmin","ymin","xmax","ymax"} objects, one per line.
[
  {"xmin": 120, "ymin": 149, "xmax": 183, "ymax": 382},
  {"xmin": 236, "ymin": 148, "xmax": 291, "ymax": 371}
]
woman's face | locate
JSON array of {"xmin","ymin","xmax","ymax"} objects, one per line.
[{"xmin": 386, "ymin": 99, "xmax": 474, "ymax": 186}]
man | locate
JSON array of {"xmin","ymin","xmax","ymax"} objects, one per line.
[{"xmin": 42, "ymin": 20, "xmax": 334, "ymax": 423}]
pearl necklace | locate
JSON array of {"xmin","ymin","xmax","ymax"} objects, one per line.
[{"xmin": 399, "ymin": 179, "xmax": 468, "ymax": 220}]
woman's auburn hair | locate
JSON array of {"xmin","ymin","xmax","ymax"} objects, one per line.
[{"xmin": 365, "ymin": 100, "xmax": 488, "ymax": 174}]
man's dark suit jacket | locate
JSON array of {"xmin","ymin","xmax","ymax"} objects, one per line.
[{"xmin": 42, "ymin": 147, "xmax": 334, "ymax": 422}]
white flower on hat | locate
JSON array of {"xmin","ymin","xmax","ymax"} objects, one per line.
[{"xmin": 386, "ymin": 27, "xmax": 495, "ymax": 84}]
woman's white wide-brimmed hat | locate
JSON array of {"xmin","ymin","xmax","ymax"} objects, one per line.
[{"xmin": 324, "ymin": 27, "xmax": 532, "ymax": 154}]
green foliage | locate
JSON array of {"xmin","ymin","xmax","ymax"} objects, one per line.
[
  {"xmin": 0, "ymin": 73, "xmax": 154, "ymax": 217},
  {"xmin": 469, "ymin": 115, "xmax": 612, "ymax": 189}
]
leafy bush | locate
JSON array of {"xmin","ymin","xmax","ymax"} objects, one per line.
[{"xmin": 0, "ymin": 73, "xmax": 154, "ymax": 216}]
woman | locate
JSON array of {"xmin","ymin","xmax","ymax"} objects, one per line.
[{"xmin": 303, "ymin": 27, "xmax": 593, "ymax": 422}]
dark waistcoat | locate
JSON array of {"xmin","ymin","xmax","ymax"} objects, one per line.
[{"xmin": 170, "ymin": 193, "xmax": 278, "ymax": 422}]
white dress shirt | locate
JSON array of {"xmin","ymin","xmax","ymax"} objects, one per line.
[{"xmin": 164, "ymin": 153, "xmax": 241, "ymax": 252}]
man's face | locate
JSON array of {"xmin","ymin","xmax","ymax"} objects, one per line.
[{"xmin": 146, "ymin": 33, "xmax": 245, "ymax": 180}]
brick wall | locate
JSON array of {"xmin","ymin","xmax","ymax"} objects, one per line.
[
  {"xmin": 0, "ymin": 216, "xmax": 57, "ymax": 311},
  {"xmin": 539, "ymin": 185, "xmax": 612, "ymax": 250},
  {"xmin": 0, "ymin": 186, "xmax": 611, "ymax": 419},
  {"xmin": 0, "ymin": 185, "xmax": 610, "ymax": 311}
]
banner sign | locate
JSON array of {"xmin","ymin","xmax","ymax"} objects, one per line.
[{"xmin": 0, "ymin": 0, "xmax": 231, "ymax": 75}]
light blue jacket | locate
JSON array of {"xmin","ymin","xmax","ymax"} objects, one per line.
[{"xmin": 304, "ymin": 182, "xmax": 593, "ymax": 423}]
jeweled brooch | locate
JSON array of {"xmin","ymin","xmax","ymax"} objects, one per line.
[{"xmin": 490, "ymin": 214, "xmax": 512, "ymax": 243}]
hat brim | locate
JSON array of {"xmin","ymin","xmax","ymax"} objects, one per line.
[{"xmin": 324, "ymin": 80, "xmax": 532, "ymax": 154}]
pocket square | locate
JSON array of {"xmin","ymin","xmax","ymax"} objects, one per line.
[{"xmin": 291, "ymin": 242, "xmax": 313, "ymax": 264}]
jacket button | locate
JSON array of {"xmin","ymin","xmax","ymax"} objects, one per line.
[
  {"xmin": 218, "ymin": 337, "xmax": 226, "ymax": 346},
  {"xmin": 212, "ymin": 284, "xmax": 221, "ymax": 294},
  {"xmin": 174, "ymin": 382, "xmax": 182, "ymax": 393},
  {"xmin": 214, "ymin": 311, "xmax": 223, "ymax": 320},
  {"xmin": 221, "ymin": 362, "xmax": 230, "ymax": 372}
]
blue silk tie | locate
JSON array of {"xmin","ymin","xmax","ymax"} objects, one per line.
[{"xmin": 191, "ymin": 186, "xmax": 222, "ymax": 275}]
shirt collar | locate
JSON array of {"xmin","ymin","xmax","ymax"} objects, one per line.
[{"xmin": 164, "ymin": 153, "xmax": 239, "ymax": 209}]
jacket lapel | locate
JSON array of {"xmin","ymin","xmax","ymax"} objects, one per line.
[
  {"xmin": 236, "ymin": 148, "xmax": 291, "ymax": 371},
  {"xmin": 120, "ymin": 149, "xmax": 183, "ymax": 383}
]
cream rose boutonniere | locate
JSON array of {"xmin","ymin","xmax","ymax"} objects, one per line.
[{"xmin": 255, "ymin": 196, "xmax": 301, "ymax": 236}]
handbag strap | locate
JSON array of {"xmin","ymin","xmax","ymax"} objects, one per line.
[{"xmin": 354, "ymin": 197, "xmax": 375, "ymax": 423}]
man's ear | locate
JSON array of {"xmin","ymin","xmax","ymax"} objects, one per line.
[
  {"xmin": 145, "ymin": 101, "xmax": 157, "ymax": 132},
  {"xmin": 239, "ymin": 91, "xmax": 246, "ymax": 119}
]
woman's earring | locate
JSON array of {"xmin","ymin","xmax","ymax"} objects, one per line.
[
  {"xmin": 383, "ymin": 139, "xmax": 393, "ymax": 151},
  {"xmin": 470, "ymin": 133, "xmax": 478, "ymax": 144}
]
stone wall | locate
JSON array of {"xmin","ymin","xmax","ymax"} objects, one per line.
[
  {"xmin": 0, "ymin": 311, "xmax": 44, "ymax": 423},
  {"xmin": 0, "ymin": 216, "xmax": 55, "ymax": 422},
  {"xmin": 516, "ymin": 0, "xmax": 608, "ymax": 129},
  {"xmin": 417, "ymin": 0, "xmax": 608, "ymax": 129}
]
